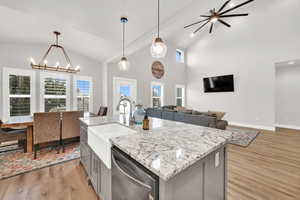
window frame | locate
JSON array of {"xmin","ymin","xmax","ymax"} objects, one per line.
[
  {"xmin": 176, "ymin": 49, "xmax": 185, "ymax": 63},
  {"xmin": 175, "ymin": 84, "xmax": 185, "ymax": 107},
  {"xmin": 150, "ymin": 82, "xmax": 164, "ymax": 108},
  {"xmin": 40, "ymin": 72, "xmax": 70, "ymax": 112},
  {"xmin": 73, "ymin": 75, "xmax": 93, "ymax": 113},
  {"xmin": 2, "ymin": 67, "xmax": 36, "ymax": 121}
]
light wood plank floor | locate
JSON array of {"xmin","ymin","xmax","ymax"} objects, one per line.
[
  {"xmin": 0, "ymin": 160, "xmax": 98, "ymax": 200},
  {"xmin": 0, "ymin": 128, "xmax": 299, "ymax": 200},
  {"xmin": 228, "ymin": 128, "xmax": 300, "ymax": 200}
]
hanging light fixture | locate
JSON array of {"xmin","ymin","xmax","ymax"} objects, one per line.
[
  {"xmin": 30, "ymin": 31, "xmax": 80, "ymax": 73},
  {"xmin": 118, "ymin": 17, "xmax": 130, "ymax": 71},
  {"xmin": 150, "ymin": 0, "xmax": 167, "ymax": 58}
]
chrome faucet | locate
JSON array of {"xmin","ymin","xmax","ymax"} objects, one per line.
[{"xmin": 116, "ymin": 96, "xmax": 134, "ymax": 124}]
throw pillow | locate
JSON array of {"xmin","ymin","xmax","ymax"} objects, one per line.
[
  {"xmin": 179, "ymin": 109, "xmax": 193, "ymax": 114},
  {"xmin": 208, "ymin": 111, "xmax": 226, "ymax": 120},
  {"xmin": 175, "ymin": 106, "xmax": 186, "ymax": 111}
]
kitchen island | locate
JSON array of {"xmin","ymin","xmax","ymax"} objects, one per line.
[{"xmin": 79, "ymin": 116, "xmax": 232, "ymax": 200}]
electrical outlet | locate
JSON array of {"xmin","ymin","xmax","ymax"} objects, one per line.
[{"xmin": 215, "ymin": 152, "xmax": 220, "ymax": 168}]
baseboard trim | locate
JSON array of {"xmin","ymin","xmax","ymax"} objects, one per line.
[
  {"xmin": 229, "ymin": 122, "xmax": 275, "ymax": 131},
  {"xmin": 275, "ymin": 124, "xmax": 300, "ymax": 130}
]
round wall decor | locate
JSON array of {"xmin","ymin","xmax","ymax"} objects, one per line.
[{"xmin": 151, "ymin": 61, "xmax": 165, "ymax": 79}]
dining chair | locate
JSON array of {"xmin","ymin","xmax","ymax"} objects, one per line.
[
  {"xmin": 33, "ymin": 112, "xmax": 61, "ymax": 159},
  {"xmin": 61, "ymin": 111, "xmax": 83, "ymax": 152},
  {"xmin": 98, "ymin": 106, "xmax": 108, "ymax": 116},
  {"xmin": 0, "ymin": 121, "xmax": 27, "ymax": 153}
]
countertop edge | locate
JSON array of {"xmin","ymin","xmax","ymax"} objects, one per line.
[{"xmin": 110, "ymin": 139, "xmax": 228, "ymax": 181}]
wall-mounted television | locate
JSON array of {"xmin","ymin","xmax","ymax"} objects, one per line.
[{"xmin": 203, "ymin": 74, "xmax": 234, "ymax": 93}]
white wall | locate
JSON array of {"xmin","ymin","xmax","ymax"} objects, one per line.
[
  {"xmin": 275, "ymin": 64, "xmax": 300, "ymax": 129},
  {"xmin": 107, "ymin": 42, "xmax": 186, "ymax": 115},
  {"xmin": 0, "ymin": 42, "xmax": 103, "ymax": 118},
  {"xmin": 186, "ymin": 1, "xmax": 300, "ymax": 130}
]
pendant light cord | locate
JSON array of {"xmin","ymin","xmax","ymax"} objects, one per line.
[
  {"xmin": 158, "ymin": 0, "xmax": 160, "ymax": 38},
  {"xmin": 122, "ymin": 22, "xmax": 125, "ymax": 57}
]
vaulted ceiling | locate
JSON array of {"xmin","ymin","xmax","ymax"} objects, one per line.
[
  {"xmin": 0, "ymin": 0, "xmax": 197, "ymax": 62},
  {"xmin": 0, "ymin": 0, "xmax": 277, "ymax": 63}
]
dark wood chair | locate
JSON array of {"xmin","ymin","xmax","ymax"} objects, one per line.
[
  {"xmin": 98, "ymin": 106, "xmax": 108, "ymax": 116},
  {"xmin": 0, "ymin": 120, "xmax": 27, "ymax": 153},
  {"xmin": 61, "ymin": 111, "xmax": 83, "ymax": 152},
  {"xmin": 33, "ymin": 112, "xmax": 61, "ymax": 159}
]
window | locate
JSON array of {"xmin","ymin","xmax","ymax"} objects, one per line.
[
  {"xmin": 73, "ymin": 76, "xmax": 93, "ymax": 112},
  {"xmin": 176, "ymin": 85, "xmax": 185, "ymax": 107},
  {"xmin": 2, "ymin": 68, "xmax": 36, "ymax": 121},
  {"xmin": 40, "ymin": 72, "xmax": 70, "ymax": 112},
  {"xmin": 151, "ymin": 82, "xmax": 164, "ymax": 107},
  {"xmin": 176, "ymin": 49, "xmax": 185, "ymax": 63}
]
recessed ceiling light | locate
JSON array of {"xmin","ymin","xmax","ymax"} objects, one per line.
[
  {"xmin": 288, "ymin": 61, "xmax": 295, "ymax": 65},
  {"xmin": 190, "ymin": 33, "xmax": 195, "ymax": 38}
]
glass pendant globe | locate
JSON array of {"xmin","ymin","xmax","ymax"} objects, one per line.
[
  {"xmin": 150, "ymin": 37, "xmax": 167, "ymax": 58},
  {"xmin": 118, "ymin": 57, "xmax": 130, "ymax": 71}
]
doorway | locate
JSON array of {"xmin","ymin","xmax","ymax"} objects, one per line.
[
  {"xmin": 113, "ymin": 77, "xmax": 137, "ymax": 116},
  {"xmin": 275, "ymin": 59, "xmax": 300, "ymax": 130}
]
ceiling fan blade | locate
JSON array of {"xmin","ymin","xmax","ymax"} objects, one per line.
[
  {"xmin": 209, "ymin": 23, "xmax": 214, "ymax": 34},
  {"xmin": 220, "ymin": 0, "xmax": 255, "ymax": 15},
  {"xmin": 184, "ymin": 19, "xmax": 209, "ymax": 29},
  {"xmin": 218, "ymin": 19, "xmax": 231, "ymax": 28},
  {"xmin": 218, "ymin": 0, "xmax": 231, "ymax": 13},
  {"xmin": 193, "ymin": 21, "xmax": 210, "ymax": 34},
  {"xmin": 200, "ymin": 15, "xmax": 211, "ymax": 17},
  {"xmin": 220, "ymin": 13, "xmax": 249, "ymax": 18}
]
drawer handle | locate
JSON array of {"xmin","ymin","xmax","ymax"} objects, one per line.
[{"xmin": 112, "ymin": 154, "xmax": 151, "ymax": 190}]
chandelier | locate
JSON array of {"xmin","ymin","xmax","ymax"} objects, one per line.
[{"xmin": 30, "ymin": 31, "xmax": 80, "ymax": 73}]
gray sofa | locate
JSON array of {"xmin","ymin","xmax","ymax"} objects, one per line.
[{"xmin": 146, "ymin": 107, "xmax": 228, "ymax": 130}]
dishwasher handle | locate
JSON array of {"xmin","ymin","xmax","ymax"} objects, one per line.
[{"xmin": 112, "ymin": 153, "xmax": 152, "ymax": 190}]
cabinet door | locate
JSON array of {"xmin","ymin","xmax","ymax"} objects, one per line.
[
  {"xmin": 91, "ymin": 151, "xmax": 99, "ymax": 192},
  {"xmin": 80, "ymin": 143, "xmax": 91, "ymax": 175},
  {"xmin": 97, "ymin": 160, "xmax": 102, "ymax": 197},
  {"xmin": 100, "ymin": 160, "xmax": 112, "ymax": 200},
  {"xmin": 80, "ymin": 126, "xmax": 88, "ymax": 144},
  {"xmin": 204, "ymin": 147, "xmax": 225, "ymax": 200}
]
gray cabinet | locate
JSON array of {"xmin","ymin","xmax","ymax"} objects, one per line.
[
  {"xmin": 80, "ymin": 123, "xmax": 91, "ymax": 176},
  {"xmin": 99, "ymin": 160, "xmax": 112, "ymax": 200},
  {"xmin": 159, "ymin": 146, "xmax": 226, "ymax": 200},
  {"xmin": 80, "ymin": 122, "xmax": 112, "ymax": 200},
  {"xmin": 90, "ymin": 150, "xmax": 101, "ymax": 192}
]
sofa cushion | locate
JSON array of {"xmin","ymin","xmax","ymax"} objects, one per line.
[
  {"xmin": 174, "ymin": 112, "xmax": 216, "ymax": 128},
  {"xmin": 162, "ymin": 111, "xmax": 175, "ymax": 121},
  {"xmin": 192, "ymin": 110, "xmax": 204, "ymax": 115}
]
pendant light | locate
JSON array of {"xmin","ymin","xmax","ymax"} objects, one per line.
[
  {"xmin": 150, "ymin": 0, "xmax": 167, "ymax": 58},
  {"xmin": 118, "ymin": 17, "xmax": 130, "ymax": 71}
]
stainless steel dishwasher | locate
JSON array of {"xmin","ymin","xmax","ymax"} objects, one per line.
[{"xmin": 112, "ymin": 146, "xmax": 159, "ymax": 200}]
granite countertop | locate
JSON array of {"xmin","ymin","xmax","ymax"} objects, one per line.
[
  {"xmin": 79, "ymin": 116, "xmax": 119, "ymax": 126},
  {"xmin": 80, "ymin": 116, "xmax": 233, "ymax": 181}
]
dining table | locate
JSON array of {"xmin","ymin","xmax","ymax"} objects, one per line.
[{"xmin": 0, "ymin": 112, "xmax": 97, "ymax": 153}]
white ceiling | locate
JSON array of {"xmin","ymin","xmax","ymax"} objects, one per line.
[
  {"xmin": 0, "ymin": 0, "xmax": 274, "ymax": 63},
  {"xmin": 0, "ymin": 0, "xmax": 196, "ymax": 62}
]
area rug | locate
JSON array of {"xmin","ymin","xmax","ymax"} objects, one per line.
[
  {"xmin": 0, "ymin": 143, "xmax": 80, "ymax": 180},
  {"xmin": 226, "ymin": 127, "xmax": 260, "ymax": 147}
]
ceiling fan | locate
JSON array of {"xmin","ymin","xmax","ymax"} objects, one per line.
[{"xmin": 184, "ymin": 0, "xmax": 255, "ymax": 34}]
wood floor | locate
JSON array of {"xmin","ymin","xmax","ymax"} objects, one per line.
[
  {"xmin": 0, "ymin": 128, "xmax": 299, "ymax": 200},
  {"xmin": 0, "ymin": 160, "xmax": 98, "ymax": 200},
  {"xmin": 228, "ymin": 128, "xmax": 300, "ymax": 200}
]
